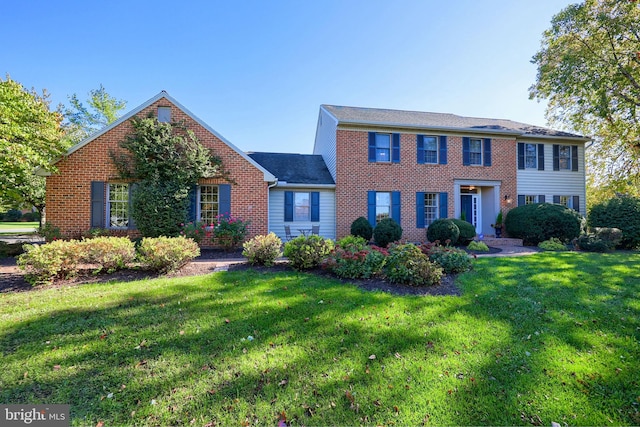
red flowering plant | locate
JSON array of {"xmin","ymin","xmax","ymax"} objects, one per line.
[
  {"xmin": 211, "ymin": 214, "xmax": 250, "ymax": 251},
  {"xmin": 179, "ymin": 221, "xmax": 211, "ymax": 245},
  {"xmin": 322, "ymin": 235, "xmax": 387, "ymax": 279}
]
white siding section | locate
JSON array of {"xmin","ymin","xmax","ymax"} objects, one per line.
[
  {"xmin": 268, "ymin": 188, "xmax": 336, "ymax": 241},
  {"xmin": 313, "ymin": 108, "xmax": 338, "ymax": 181},
  {"xmin": 516, "ymin": 141, "xmax": 587, "ymax": 214}
]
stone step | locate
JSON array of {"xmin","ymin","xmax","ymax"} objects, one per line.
[{"xmin": 478, "ymin": 237, "xmax": 523, "ymax": 247}]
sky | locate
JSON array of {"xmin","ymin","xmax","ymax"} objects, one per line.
[{"xmin": 2, "ymin": 0, "xmax": 576, "ymax": 154}]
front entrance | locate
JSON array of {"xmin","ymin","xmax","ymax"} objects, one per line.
[{"xmin": 460, "ymin": 186, "xmax": 482, "ymax": 234}]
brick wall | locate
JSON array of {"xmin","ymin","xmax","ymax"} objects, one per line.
[
  {"xmin": 45, "ymin": 97, "xmax": 270, "ymax": 240},
  {"xmin": 334, "ymin": 128, "xmax": 517, "ymax": 241}
]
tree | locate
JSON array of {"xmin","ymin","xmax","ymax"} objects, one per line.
[
  {"xmin": 62, "ymin": 84, "xmax": 126, "ymax": 143},
  {"xmin": 112, "ymin": 115, "xmax": 232, "ymax": 237},
  {"xmin": 0, "ymin": 76, "xmax": 64, "ymax": 222},
  {"xmin": 530, "ymin": 0, "xmax": 640, "ymax": 203}
]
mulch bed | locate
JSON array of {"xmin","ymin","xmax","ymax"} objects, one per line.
[{"xmin": 0, "ymin": 247, "xmax": 464, "ymax": 297}]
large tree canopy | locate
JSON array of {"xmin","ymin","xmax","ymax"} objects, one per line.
[
  {"xmin": 0, "ymin": 76, "xmax": 64, "ymax": 215},
  {"xmin": 530, "ymin": 0, "xmax": 640, "ymax": 201},
  {"xmin": 62, "ymin": 84, "xmax": 127, "ymax": 144}
]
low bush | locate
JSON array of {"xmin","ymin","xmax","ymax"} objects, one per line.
[
  {"xmin": 83, "ymin": 236, "xmax": 136, "ymax": 273},
  {"xmin": 137, "ymin": 236, "xmax": 200, "ymax": 273},
  {"xmin": 323, "ymin": 240, "xmax": 387, "ymax": 279},
  {"xmin": 450, "ymin": 219, "xmax": 476, "ymax": 245},
  {"xmin": 350, "ymin": 217, "xmax": 373, "ymax": 241},
  {"xmin": 17, "ymin": 240, "xmax": 83, "ymax": 285},
  {"xmin": 384, "ymin": 243, "xmax": 443, "ymax": 286},
  {"xmin": 575, "ymin": 234, "xmax": 611, "ymax": 253},
  {"xmin": 180, "ymin": 221, "xmax": 211, "ymax": 244},
  {"xmin": 3, "ymin": 208, "xmax": 22, "ymax": 222},
  {"xmin": 538, "ymin": 237, "xmax": 569, "ymax": 252},
  {"xmin": 283, "ymin": 235, "xmax": 334, "ymax": 270},
  {"xmin": 421, "ymin": 243, "xmax": 473, "ymax": 274},
  {"xmin": 467, "ymin": 241, "xmax": 489, "ymax": 252},
  {"xmin": 38, "ymin": 223, "xmax": 62, "ymax": 242},
  {"xmin": 0, "ymin": 242, "xmax": 25, "ymax": 258},
  {"xmin": 22, "ymin": 211, "xmax": 41, "ymax": 222},
  {"xmin": 373, "ymin": 218, "xmax": 402, "ymax": 248},
  {"xmin": 588, "ymin": 195, "xmax": 640, "ymax": 249},
  {"xmin": 212, "ymin": 214, "xmax": 250, "ymax": 251},
  {"xmin": 593, "ymin": 227, "xmax": 623, "ymax": 248},
  {"xmin": 336, "ymin": 235, "xmax": 369, "ymax": 251},
  {"xmin": 504, "ymin": 203, "xmax": 583, "ymax": 246},
  {"xmin": 242, "ymin": 233, "xmax": 283, "ymax": 267},
  {"xmin": 426, "ymin": 218, "xmax": 460, "ymax": 245}
]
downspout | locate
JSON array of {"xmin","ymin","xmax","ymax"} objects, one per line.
[{"xmin": 267, "ymin": 180, "xmax": 278, "ymax": 234}]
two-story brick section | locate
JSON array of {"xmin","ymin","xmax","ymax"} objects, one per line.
[{"xmin": 40, "ymin": 92, "xmax": 589, "ymax": 244}]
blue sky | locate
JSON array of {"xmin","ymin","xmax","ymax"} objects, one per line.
[{"xmin": 3, "ymin": 0, "xmax": 574, "ymax": 154}]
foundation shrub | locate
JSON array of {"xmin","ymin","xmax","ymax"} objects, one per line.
[
  {"xmin": 242, "ymin": 233, "xmax": 283, "ymax": 267},
  {"xmin": 373, "ymin": 218, "xmax": 402, "ymax": 248},
  {"xmin": 421, "ymin": 243, "xmax": 472, "ymax": 274},
  {"xmin": 426, "ymin": 218, "xmax": 460, "ymax": 245},
  {"xmin": 18, "ymin": 240, "xmax": 83, "ymax": 285},
  {"xmin": 323, "ymin": 237, "xmax": 387, "ymax": 279},
  {"xmin": 504, "ymin": 203, "xmax": 582, "ymax": 246},
  {"xmin": 82, "ymin": 236, "xmax": 136, "ymax": 273},
  {"xmin": 450, "ymin": 219, "xmax": 476, "ymax": 245},
  {"xmin": 137, "ymin": 236, "xmax": 200, "ymax": 273},
  {"xmin": 467, "ymin": 241, "xmax": 489, "ymax": 252},
  {"xmin": 350, "ymin": 216, "xmax": 374, "ymax": 241},
  {"xmin": 384, "ymin": 243, "xmax": 443, "ymax": 286},
  {"xmin": 575, "ymin": 234, "xmax": 611, "ymax": 253},
  {"xmin": 283, "ymin": 235, "xmax": 334, "ymax": 270}
]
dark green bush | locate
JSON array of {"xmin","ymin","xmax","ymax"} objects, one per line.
[
  {"xmin": 3, "ymin": 209, "xmax": 22, "ymax": 222},
  {"xmin": 593, "ymin": 227, "xmax": 623, "ymax": 248},
  {"xmin": 384, "ymin": 243, "xmax": 442, "ymax": 286},
  {"xmin": 575, "ymin": 234, "xmax": 611, "ymax": 253},
  {"xmin": 22, "ymin": 211, "xmax": 41, "ymax": 222},
  {"xmin": 351, "ymin": 216, "xmax": 374, "ymax": 241},
  {"xmin": 588, "ymin": 195, "xmax": 640, "ymax": 249},
  {"xmin": 450, "ymin": 219, "xmax": 476, "ymax": 245},
  {"xmin": 373, "ymin": 218, "xmax": 402, "ymax": 248},
  {"xmin": 421, "ymin": 243, "xmax": 473, "ymax": 274},
  {"xmin": 504, "ymin": 203, "xmax": 583, "ymax": 246},
  {"xmin": 426, "ymin": 218, "xmax": 460, "ymax": 244},
  {"xmin": 283, "ymin": 235, "xmax": 334, "ymax": 270},
  {"xmin": 131, "ymin": 180, "xmax": 190, "ymax": 238}
]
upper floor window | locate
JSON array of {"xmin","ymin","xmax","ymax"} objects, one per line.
[
  {"xmin": 417, "ymin": 135, "xmax": 447, "ymax": 165},
  {"xmin": 553, "ymin": 144, "xmax": 578, "ymax": 171},
  {"xmin": 423, "ymin": 137, "xmax": 437, "ymax": 164},
  {"xmin": 198, "ymin": 185, "xmax": 219, "ymax": 224},
  {"xmin": 368, "ymin": 132, "xmax": 400, "ymax": 163},
  {"xmin": 558, "ymin": 145, "xmax": 571, "ymax": 170},
  {"xmin": 108, "ymin": 183, "xmax": 130, "ymax": 229},
  {"xmin": 463, "ymin": 137, "xmax": 491, "ymax": 166},
  {"xmin": 158, "ymin": 106, "xmax": 171, "ymax": 123},
  {"xmin": 525, "ymin": 143, "xmax": 537, "ymax": 169},
  {"xmin": 518, "ymin": 142, "xmax": 544, "ymax": 170}
]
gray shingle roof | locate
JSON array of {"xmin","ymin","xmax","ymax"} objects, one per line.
[
  {"xmin": 322, "ymin": 105, "xmax": 586, "ymax": 139},
  {"xmin": 247, "ymin": 152, "xmax": 335, "ymax": 185}
]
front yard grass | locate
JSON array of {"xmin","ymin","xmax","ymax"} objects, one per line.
[{"xmin": 1, "ymin": 252, "xmax": 638, "ymax": 425}]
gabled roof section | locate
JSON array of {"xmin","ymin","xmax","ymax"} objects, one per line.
[
  {"xmin": 321, "ymin": 104, "xmax": 588, "ymax": 140},
  {"xmin": 248, "ymin": 152, "xmax": 335, "ymax": 186},
  {"xmin": 47, "ymin": 91, "xmax": 276, "ymax": 181}
]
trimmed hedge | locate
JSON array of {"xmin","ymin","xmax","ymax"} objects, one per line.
[
  {"xmin": 426, "ymin": 218, "xmax": 460, "ymax": 244},
  {"xmin": 504, "ymin": 203, "xmax": 583, "ymax": 246},
  {"xmin": 350, "ymin": 216, "xmax": 373, "ymax": 241},
  {"xmin": 373, "ymin": 218, "xmax": 402, "ymax": 248},
  {"xmin": 450, "ymin": 219, "xmax": 476, "ymax": 245}
]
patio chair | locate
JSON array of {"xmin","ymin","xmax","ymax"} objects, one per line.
[
  {"xmin": 284, "ymin": 225, "xmax": 294, "ymax": 241},
  {"xmin": 311, "ymin": 225, "xmax": 320, "ymax": 235}
]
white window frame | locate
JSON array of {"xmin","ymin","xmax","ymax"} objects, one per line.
[
  {"xmin": 107, "ymin": 183, "xmax": 130, "ymax": 229},
  {"xmin": 375, "ymin": 192, "xmax": 391, "ymax": 223},
  {"xmin": 469, "ymin": 138, "xmax": 482, "ymax": 165},
  {"xmin": 524, "ymin": 195, "xmax": 538, "ymax": 205},
  {"xmin": 423, "ymin": 192, "xmax": 439, "ymax": 226},
  {"xmin": 525, "ymin": 143, "xmax": 537, "ymax": 169},
  {"xmin": 558, "ymin": 145, "xmax": 571, "ymax": 170},
  {"xmin": 375, "ymin": 133, "xmax": 391, "ymax": 163},
  {"xmin": 423, "ymin": 136, "xmax": 438, "ymax": 164},
  {"xmin": 556, "ymin": 195, "xmax": 573, "ymax": 209},
  {"xmin": 198, "ymin": 185, "xmax": 219, "ymax": 224}
]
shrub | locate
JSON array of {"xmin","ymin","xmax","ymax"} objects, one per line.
[
  {"xmin": 283, "ymin": 235, "xmax": 334, "ymax": 270},
  {"xmin": 82, "ymin": 236, "xmax": 136, "ymax": 273},
  {"xmin": 450, "ymin": 219, "xmax": 476, "ymax": 245},
  {"xmin": 323, "ymin": 241, "xmax": 387, "ymax": 279},
  {"xmin": 538, "ymin": 237, "xmax": 569, "ymax": 252},
  {"xmin": 137, "ymin": 236, "xmax": 200, "ymax": 273},
  {"xmin": 38, "ymin": 223, "xmax": 62, "ymax": 242},
  {"xmin": 373, "ymin": 218, "xmax": 402, "ymax": 248},
  {"xmin": 17, "ymin": 240, "xmax": 82, "ymax": 285},
  {"xmin": 22, "ymin": 211, "xmax": 41, "ymax": 222},
  {"xmin": 384, "ymin": 243, "xmax": 443, "ymax": 286},
  {"xmin": 504, "ymin": 203, "xmax": 583, "ymax": 246},
  {"xmin": 422, "ymin": 243, "xmax": 472, "ymax": 274},
  {"xmin": 180, "ymin": 221, "xmax": 210, "ymax": 244},
  {"xmin": 0, "ymin": 242, "xmax": 25, "ymax": 258},
  {"xmin": 575, "ymin": 234, "xmax": 611, "ymax": 253},
  {"xmin": 131, "ymin": 180, "xmax": 190, "ymax": 238},
  {"xmin": 467, "ymin": 241, "xmax": 489, "ymax": 252},
  {"xmin": 242, "ymin": 233, "xmax": 283, "ymax": 267},
  {"xmin": 426, "ymin": 218, "xmax": 460, "ymax": 245},
  {"xmin": 588, "ymin": 195, "xmax": 640, "ymax": 249},
  {"xmin": 336, "ymin": 235, "xmax": 368, "ymax": 251},
  {"xmin": 212, "ymin": 214, "xmax": 250, "ymax": 250},
  {"xmin": 593, "ymin": 227, "xmax": 623, "ymax": 248},
  {"xmin": 350, "ymin": 217, "xmax": 373, "ymax": 241},
  {"xmin": 3, "ymin": 208, "xmax": 22, "ymax": 222}
]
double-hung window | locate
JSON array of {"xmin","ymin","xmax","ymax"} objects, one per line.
[
  {"xmin": 558, "ymin": 145, "xmax": 571, "ymax": 170},
  {"xmin": 423, "ymin": 136, "xmax": 438, "ymax": 164},
  {"xmin": 199, "ymin": 185, "xmax": 219, "ymax": 224},
  {"xmin": 374, "ymin": 133, "xmax": 391, "ymax": 162},
  {"xmin": 108, "ymin": 183, "xmax": 130, "ymax": 229},
  {"xmin": 469, "ymin": 138, "xmax": 482, "ymax": 165},
  {"xmin": 368, "ymin": 132, "xmax": 400, "ymax": 163},
  {"xmin": 553, "ymin": 144, "xmax": 578, "ymax": 171},
  {"xmin": 423, "ymin": 193, "xmax": 438, "ymax": 226},
  {"xmin": 294, "ymin": 192, "xmax": 311, "ymax": 221},
  {"xmin": 375, "ymin": 192, "xmax": 391, "ymax": 223},
  {"xmin": 525, "ymin": 143, "xmax": 537, "ymax": 169},
  {"xmin": 463, "ymin": 137, "xmax": 491, "ymax": 166}
]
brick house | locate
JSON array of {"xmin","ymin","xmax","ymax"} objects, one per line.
[
  {"xmin": 313, "ymin": 105, "xmax": 589, "ymax": 242},
  {"xmin": 40, "ymin": 91, "xmax": 276, "ymax": 239},
  {"xmin": 41, "ymin": 93, "xmax": 589, "ymax": 244}
]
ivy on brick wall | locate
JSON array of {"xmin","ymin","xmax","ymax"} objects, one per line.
[{"xmin": 111, "ymin": 115, "xmax": 233, "ymax": 237}]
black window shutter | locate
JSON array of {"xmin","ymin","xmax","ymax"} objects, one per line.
[
  {"xmin": 553, "ymin": 145, "xmax": 560, "ymax": 171},
  {"xmin": 538, "ymin": 195, "xmax": 546, "ymax": 203},
  {"xmin": 439, "ymin": 192, "xmax": 448, "ymax": 218},
  {"xmin": 219, "ymin": 184, "xmax": 231, "ymax": 217},
  {"xmin": 517, "ymin": 195, "xmax": 525, "ymax": 206},
  {"xmin": 90, "ymin": 181, "xmax": 105, "ymax": 228},
  {"xmin": 573, "ymin": 196, "xmax": 580, "ymax": 212},
  {"xmin": 416, "ymin": 135, "xmax": 424, "ymax": 164},
  {"xmin": 416, "ymin": 192, "xmax": 425, "ymax": 228},
  {"xmin": 553, "ymin": 195, "xmax": 561, "ymax": 204},
  {"xmin": 310, "ymin": 192, "xmax": 320, "ymax": 222},
  {"xmin": 483, "ymin": 138, "xmax": 492, "ymax": 166},
  {"xmin": 392, "ymin": 133, "xmax": 400, "ymax": 163},
  {"xmin": 537, "ymin": 144, "xmax": 545, "ymax": 170},
  {"xmin": 571, "ymin": 146, "xmax": 579, "ymax": 171},
  {"xmin": 391, "ymin": 191, "xmax": 401, "ymax": 224},
  {"xmin": 462, "ymin": 137, "xmax": 470, "ymax": 166},
  {"xmin": 284, "ymin": 191, "xmax": 294, "ymax": 222},
  {"xmin": 517, "ymin": 143, "xmax": 525, "ymax": 170},
  {"xmin": 367, "ymin": 191, "xmax": 376, "ymax": 227},
  {"xmin": 368, "ymin": 132, "xmax": 376, "ymax": 162},
  {"xmin": 439, "ymin": 136, "xmax": 447, "ymax": 164}
]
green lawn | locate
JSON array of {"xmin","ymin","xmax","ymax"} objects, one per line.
[
  {"xmin": 1, "ymin": 252, "xmax": 638, "ymax": 426},
  {"xmin": 0, "ymin": 222, "xmax": 38, "ymax": 232}
]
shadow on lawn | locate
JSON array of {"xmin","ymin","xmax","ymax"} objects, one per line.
[{"xmin": 1, "ymin": 252, "xmax": 639, "ymax": 425}]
